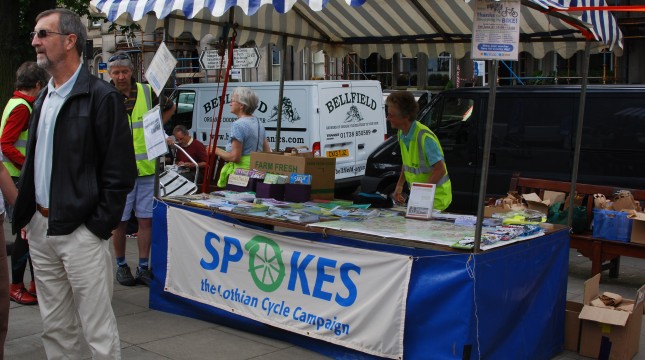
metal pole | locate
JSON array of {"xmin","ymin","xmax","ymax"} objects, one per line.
[
  {"xmin": 154, "ymin": 18, "xmax": 170, "ymax": 198},
  {"xmin": 567, "ymin": 41, "xmax": 591, "ymax": 227},
  {"xmin": 474, "ymin": 60, "xmax": 499, "ymax": 253},
  {"xmin": 275, "ymin": 36, "xmax": 287, "ymax": 152}
]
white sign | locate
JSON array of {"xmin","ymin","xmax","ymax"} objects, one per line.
[
  {"xmin": 406, "ymin": 182, "xmax": 436, "ymax": 220},
  {"xmin": 166, "ymin": 207, "xmax": 411, "ymax": 359},
  {"xmin": 471, "ymin": 0, "xmax": 521, "ymax": 61},
  {"xmin": 142, "ymin": 105, "xmax": 167, "ymax": 160},
  {"xmin": 199, "ymin": 48, "xmax": 261, "ymax": 70},
  {"xmin": 144, "ymin": 42, "xmax": 177, "ymax": 97},
  {"xmin": 230, "ymin": 68, "xmax": 242, "ymax": 80}
]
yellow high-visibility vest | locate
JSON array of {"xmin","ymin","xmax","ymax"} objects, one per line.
[
  {"xmin": 130, "ymin": 83, "xmax": 155, "ymax": 176},
  {"xmin": 0, "ymin": 98, "xmax": 31, "ymax": 177},
  {"xmin": 399, "ymin": 121, "xmax": 452, "ymax": 210}
]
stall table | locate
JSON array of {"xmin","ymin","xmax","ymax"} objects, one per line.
[{"xmin": 150, "ymin": 199, "xmax": 569, "ymax": 359}]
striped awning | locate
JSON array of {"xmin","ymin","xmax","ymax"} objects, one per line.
[{"xmin": 90, "ymin": 0, "xmax": 623, "ymax": 59}]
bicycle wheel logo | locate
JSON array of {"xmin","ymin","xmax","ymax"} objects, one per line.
[{"xmin": 244, "ymin": 236, "xmax": 286, "ymax": 292}]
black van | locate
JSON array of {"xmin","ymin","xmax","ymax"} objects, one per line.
[{"xmin": 362, "ymin": 85, "xmax": 645, "ymax": 214}]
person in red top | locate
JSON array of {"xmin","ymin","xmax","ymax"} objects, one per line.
[
  {"xmin": 0, "ymin": 61, "xmax": 49, "ymax": 305},
  {"xmin": 168, "ymin": 125, "xmax": 208, "ymax": 183}
]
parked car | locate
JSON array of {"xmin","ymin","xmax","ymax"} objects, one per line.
[{"xmin": 362, "ymin": 85, "xmax": 645, "ymax": 214}]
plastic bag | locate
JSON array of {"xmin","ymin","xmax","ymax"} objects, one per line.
[
  {"xmin": 547, "ymin": 202, "xmax": 588, "ymax": 233},
  {"xmin": 592, "ymin": 209, "xmax": 632, "ymax": 242}
]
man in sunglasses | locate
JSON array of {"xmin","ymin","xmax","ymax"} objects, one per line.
[
  {"xmin": 107, "ymin": 50, "xmax": 175, "ymax": 287},
  {"xmin": 12, "ymin": 8, "xmax": 137, "ymax": 359}
]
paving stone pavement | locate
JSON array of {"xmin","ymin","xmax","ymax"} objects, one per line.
[{"xmin": 4, "ymin": 219, "xmax": 645, "ymax": 359}]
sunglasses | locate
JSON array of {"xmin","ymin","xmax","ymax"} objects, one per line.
[
  {"xmin": 108, "ymin": 54, "xmax": 130, "ymax": 62},
  {"xmin": 30, "ymin": 29, "xmax": 69, "ymax": 41}
]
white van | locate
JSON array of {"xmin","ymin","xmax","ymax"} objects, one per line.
[{"xmin": 169, "ymin": 80, "xmax": 387, "ymax": 190}]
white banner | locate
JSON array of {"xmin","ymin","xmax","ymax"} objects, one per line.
[
  {"xmin": 471, "ymin": 0, "xmax": 521, "ymax": 61},
  {"xmin": 166, "ymin": 207, "xmax": 412, "ymax": 358}
]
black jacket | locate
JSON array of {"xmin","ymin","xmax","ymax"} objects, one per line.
[{"xmin": 13, "ymin": 65, "xmax": 137, "ymax": 239}]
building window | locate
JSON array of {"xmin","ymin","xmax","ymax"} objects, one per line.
[
  {"xmin": 89, "ymin": 18, "xmax": 102, "ymax": 29},
  {"xmin": 400, "ymin": 56, "xmax": 418, "ymax": 86},
  {"xmin": 271, "ymin": 47, "xmax": 281, "ymax": 81},
  {"xmin": 313, "ymin": 51, "xmax": 325, "ymax": 79}
]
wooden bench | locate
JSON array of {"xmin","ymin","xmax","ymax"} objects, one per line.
[{"xmin": 508, "ymin": 173, "xmax": 645, "ymax": 278}]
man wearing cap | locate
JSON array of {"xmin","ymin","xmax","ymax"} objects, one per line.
[{"xmin": 107, "ymin": 50, "xmax": 176, "ymax": 286}]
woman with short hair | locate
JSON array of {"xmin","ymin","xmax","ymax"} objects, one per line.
[{"xmin": 216, "ymin": 87, "xmax": 271, "ymax": 187}]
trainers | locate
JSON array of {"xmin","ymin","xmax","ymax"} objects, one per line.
[
  {"xmin": 9, "ymin": 283, "xmax": 38, "ymax": 305},
  {"xmin": 116, "ymin": 265, "xmax": 136, "ymax": 286},
  {"xmin": 135, "ymin": 267, "xmax": 152, "ymax": 287}
]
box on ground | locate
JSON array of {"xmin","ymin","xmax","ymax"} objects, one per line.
[
  {"xmin": 565, "ymin": 301, "xmax": 583, "ymax": 352},
  {"xmin": 578, "ymin": 274, "xmax": 645, "ymax": 359},
  {"xmin": 250, "ymin": 152, "xmax": 335, "ymax": 200}
]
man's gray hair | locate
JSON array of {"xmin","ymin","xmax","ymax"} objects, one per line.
[
  {"xmin": 107, "ymin": 50, "xmax": 134, "ymax": 72},
  {"xmin": 36, "ymin": 8, "xmax": 87, "ymax": 57},
  {"xmin": 232, "ymin": 87, "xmax": 259, "ymax": 115}
]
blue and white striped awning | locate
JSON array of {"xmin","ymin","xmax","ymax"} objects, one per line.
[{"xmin": 90, "ymin": 0, "xmax": 623, "ymax": 59}]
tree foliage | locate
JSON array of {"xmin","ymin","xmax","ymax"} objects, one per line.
[{"xmin": 0, "ymin": 0, "xmax": 115, "ymax": 105}]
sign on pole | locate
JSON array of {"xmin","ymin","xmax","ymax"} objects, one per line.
[
  {"xmin": 199, "ymin": 48, "xmax": 261, "ymax": 70},
  {"xmin": 144, "ymin": 42, "xmax": 177, "ymax": 97},
  {"xmin": 471, "ymin": 0, "xmax": 521, "ymax": 61}
]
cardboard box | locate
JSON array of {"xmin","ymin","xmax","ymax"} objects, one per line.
[
  {"xmin": 565, "ymin": 301, "xmax": 584, "ymax": 352},
  {"xmin": 522, "ymin": 193, "xmax": 551, "ymax": 215},
  {"xmin": 250, "ymin": 152, "xmax": 335, "ymax": 200},
  {"xmin": 484, "ymin": 205, "xmax": 511, "ymax": 218},
  {"xmin": 628, "ymin": 212, "xmax": 645, "ymax": 245},
  {"xmin": 283, "ymin": 183, "xmax": 311, "ymax": 203},
  {"xmin": 578, "ymin": 274, "xmax": 645, "ymax": 360},
  {"xmin": 483, "ymin": 192, "xmax": 525, "ymax": 217},
  {"xmin": 543, "ymin": 190, "xmax": 566, "ymax": 205},
  {"xmin": 255, "ymin": 183, "xmax": 285, "ymax": 200}
]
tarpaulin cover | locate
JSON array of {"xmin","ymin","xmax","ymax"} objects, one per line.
[
  {"xmin": 151, "ymin": 200, "xmax": 570, "ymax": 359},
  {"xmin": 91, "ymin": 0, "xmax": 622, "ymax": 59}
]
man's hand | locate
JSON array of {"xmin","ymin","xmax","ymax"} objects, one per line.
[
  {"xmin": 393, "ymin": 185, "xmax": 407, "ymax": 205},
  {"xmin": 166, "ymin": 137, "xmax": 175, "ymax": 146}
]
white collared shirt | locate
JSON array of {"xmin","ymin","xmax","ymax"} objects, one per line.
[{"xmin": 34, "ymin": 63, "xmax": 82, "ymax": 208}]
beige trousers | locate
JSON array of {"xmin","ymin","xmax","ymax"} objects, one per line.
[{"xmin": 27, "ymin": 212, "xmax": 121, "ymax": 360}]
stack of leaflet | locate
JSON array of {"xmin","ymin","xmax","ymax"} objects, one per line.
[{"xmin": 330, "ymin": 206, "xmax": 379, "ymax": 221}]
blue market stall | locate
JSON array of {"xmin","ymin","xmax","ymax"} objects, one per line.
[{"xmin": 150, "ymin": 200, "xmax": 569, "ymax": 359}]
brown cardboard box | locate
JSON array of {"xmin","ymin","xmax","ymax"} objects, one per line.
[
  {"xmin": 565, "ymin": 301, "xmax": 584, "ymax": 352},
  {"xmin": 578, "ymin": 274, "xmax": 645, "ymax": 359},
  {"xmin": 483, "ymin": 193, "xmax": 525, "ymax": 217},
  {"xmin": 628, "ymin": 212, "xmax": 645, "ymax": 245},
  {"xmin": 543, "ymin": 190, "xmax": 566, "ymax": 205},
  {"xmin": 522, "ymin": 193, "xmax": 551, "ymax": 215},
  {"xmin": 483, "ymin": 205, "xmax": 512, "ymax": 218},
  {"xmin": 250, "ymin": 152, "xmax": 336, "ymax": 200}
]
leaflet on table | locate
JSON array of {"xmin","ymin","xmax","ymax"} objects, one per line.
[
  {"xmin": 451, "ymin": 224, "xmax": 544, "ymax": 250},
  {"xmin": 406, "ymin": 183, "xmax": 436, "ymax": 220},
  {"xmin": 330, "ymin": 206, "xmax": 379, "ymax": 221}
]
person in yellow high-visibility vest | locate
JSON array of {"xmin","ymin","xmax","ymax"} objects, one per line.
[
  {"xmin": 387, "ymin": 91, "xmax": 452, "ymax": 211},
  {"xmin": 0, "ymin": 61, "xmax": 49, "ymax": 306},
  {"xmin": 107, "ymin": 51, "xmax": 176, "ymax": 287}
]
